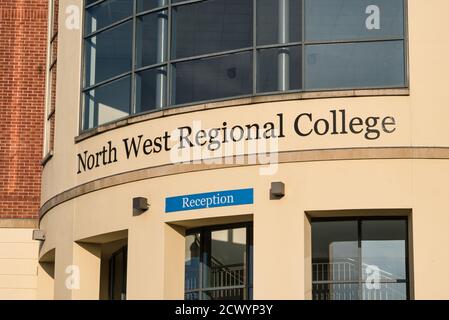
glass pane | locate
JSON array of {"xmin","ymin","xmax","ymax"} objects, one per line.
[
  {"xmin": 184, "ymin": 292, "xmax": 199, "ymax": 300},
  {"xmin": 185, "ymin": 233, "xmax": 201, "ymax": 291},
  {"xmin": 136, "ymin": 10, "xmax": 168, "ymax": 67},
  {"xmin": 305, "ymin": 0, "xmax": 404, "ymax": 41},
  {"xmin": 171, "ymin": 0, "xmax": 253, "ymax": 59},
  {"xmin": 83, "ymin": 76, "xmax": 131, "ymax": 130},
  {"xmin": 202, "ymin": 288, "xmax": 245, "ymax": 300},
  {"xmin": 85, "ymin": 0, "xmax": 133, "ymax": 34},
  {"xmin": 257, "ymin": 45, "xmax": 302, "ymax": 93},
  {"xmin": 137, "ymin": 0, "xmax": 167, "ymax": 12},
  {"xmin": 361, "ymin": 220, "xmax": 407, "ymax": 281},
  {"xmin": 136, "ymin": 67, "xmax": 167, "ymax": 113},
  {"xmin": 257, "ymin": 0, "xmax": 302, "ymax": 45},
  {"xmin": 172, "ymin": 52, "xmax": 252, "ymax": 105},
  {"xmin": 204, "ymin": 227, "xmax": 247, "ymax": 292},
  {"xmin": 305, "ymin": 40, "xmax": 405, "ymax": 90},
  {"xmin": 313, "ymin": 283, "xmax": 359, "ymax": 300},
  {"xmin": 84, "ymin": 22, "xmax": 133, "ymax": 87},
  {"xmin": 312, "ymin": 220, "xmax": 359, "ymax": 282},
  {"xmin": 362, "ymin": 282, "xmax": 407, "ymax": 300},
  {"xmin": 112, "ymin": 251, "xmax": 124, "ymax": 300}
]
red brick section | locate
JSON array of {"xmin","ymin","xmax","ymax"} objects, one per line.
[{"xmin": 0, "ymin": 1, "xmax": 48, "ymax": 219}]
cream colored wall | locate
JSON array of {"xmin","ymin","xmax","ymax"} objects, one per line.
[
  {"xmin": 41, "ymin": 0, "xmax": 449, "ymax": 204},
  {"xmin": 39, "ymin": 0, "xmax": 449, "ymax": 300},
  {"xmin": 41, "ymin": 0, "xmax": 82, "ymax": 204},
  {"xmin": 0, "ymin": 229, "xmax": 39, "ymax": 300},
  {"xmin": 39, "ymin": 159, "xmax": 449, "ymax": 299}
]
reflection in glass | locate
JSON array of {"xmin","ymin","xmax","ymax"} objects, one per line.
[
  {"xmin": 185, "ymin": 234, "xmax": 201, "ymax": 293},
  {"xmin": 312, "ymin": 220, "xmax": 359, "ymax": 282},
  {"xmin": 109, "ymin": 247, "xmax": 127, "ymax": 300},
  {"xmin": 184, "ymin": 225, "xmax": 251, "ymax": 300},
  {"xmin": 305, "ymin": 41, "xmax": 404, "ymax": 90},
  {"xmin": 257, "ymin": 0, "xmax": 302, "ymax": 46},
  {"xmin": 204, "ymin": 228, "xmax": 247, "ymax": 292},
  {"xmin": 136, "ymin": 67, "xmax": 167, "ymax": 112},
  {"xmin": 85, "ymin": 0, "xmax": 133, "ymax": 34},
  {"xmin": 313, "ymin": 283, "xmax": 359, "ymax": 300},
  {"xmin": 362, "ymin": 283, "xmax": 407, "ymax": 300},
  {"xmin": 171, "ymin": 0, "xmax": 252, "ymax": 59},
  {"xmin": 84, "ymin": 22, "xmax": 133, "ymax": 87},
  {"xmin": 83, "ymin": 76, "xmax": 131, "ymax": 130},
  {"xmin": 136, "ymin": 10, "xmax": 168, "ymax": 67},
  {"xmin": 361, "ymin": 220, "xmax": 407, "ymax": 280},
  {"xmin": 202, "ymin": 288, "xmax": 245, "ymax": 300},
  {"xmin": 82, "ymin": 0, "xmax": 407, "ymax": 131},
  {"xmin": 257, "ymin": 46, "xmax": 302, "ymax": 93},
  {"xmin": 137, "ymin": 0, "xmax": 167, "ymax": 13},
  {"xmin": 305, "ymin": 0, "xmax": 404, "ymax": 41},
  {"xmin": 172, "ymin": 52, "xmax": 252, "ymax": 105},
  {"xmin": 312, "ymin": 218, "xmax": 408, "ymax": 300},
  {"xmin": 112, "ymin": 250, "xmax": 124, "ymax": 299}
]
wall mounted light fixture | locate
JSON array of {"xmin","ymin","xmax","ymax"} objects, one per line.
[
  {"xmin": 133, "ymin": 197, "xmax": 149, "ymax": 216},
  {"xmin": 32, "ymin": 230, "xmax": 46, "ymax": 241},
  {"xmin": 270, "ymin": 182, "xmax": 285, "ymax": 199}
]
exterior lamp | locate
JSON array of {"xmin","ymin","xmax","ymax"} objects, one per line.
[{"xmin": 133, "ymin": 197, "xmax": 149, "ymax": 216}]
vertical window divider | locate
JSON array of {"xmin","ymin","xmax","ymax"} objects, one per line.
[
  {"xmin": 198, "ymin": 229, "xmax": 204, "ymax": 299},
  {"xmin": 403, "ymin": 0, "xmax": 409, "ymax": 87},
  {"xmin": 252, "ymin": 0, "xmax": 257, "ymax": 95},
  {"xmin": 247, "ymin": 223, "xmax": 253, "ymax": 299},
  {"xmin": 166, "ymin": 2, "xmax": 173, "ymax": 107},
  {"xmin": 301, "ymin": 0, "xmax": 305, "ymax": 91},
  {"xmin": 357, "ymin": 219, "xmax": 362, "ymax": 300},
  {"xmin": 131, "ymin": 0, "xmax": 137, "ymax": 115}
]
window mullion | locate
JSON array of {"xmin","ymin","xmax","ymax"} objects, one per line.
[
  {"xmin": 358, "ymin": 219, "xmax": 363, "ymax": 300},
  {"xmin": 301, "ymin": 0, "xmax": 305, "ymax": 90},
  {"xmin": 131, "ymin": 0, "xmax": 137, "ymax": 115},
  {"xmin": 252, "ymin": 0, "xmax": 256, "ymax": 95}
]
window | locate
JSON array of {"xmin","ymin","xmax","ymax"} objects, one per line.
[
  {"xmin": 311, "ymin": 218, "xmax": 409, "ymax": 300},
  {"xmin": 185, "ymin": 223, "xmax": 253, "ymax": 300},
  {"xmin": 82, "ymin": 0, "xmax": 407, "ymax": 131},
  {"xmin": 109, "ymin": 246, "xmax": 127, "ymax": 300},
  {"xmin": 44, "ymin": 0, "xmax": 59, "ymax": 159}
]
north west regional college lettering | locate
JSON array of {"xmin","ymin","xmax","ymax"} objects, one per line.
[{"xmin": 77, "ymin": 109, "xmax": 397, "ymax": 174}]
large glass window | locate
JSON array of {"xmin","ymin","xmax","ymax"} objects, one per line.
[
  {"xmin": 185, "ymin": 223, "xmax": 253, "ymax": 300},
  {"xmin": 82, "ymin": 0, "xmax": 407, "ymax": 131},
  {"xmin": 172, "ymin": 52, "xmax": 253, "ymax": 105},
  {"xmin": 311, "ymin": 218, "xmax": 409, "ymax": 300},
  {"xmin": 171, "ymin": 0, "xmax": 253, "ymax": 59}
]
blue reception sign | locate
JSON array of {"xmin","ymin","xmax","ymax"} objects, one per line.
[{"xmin": 165, "ymin": 188, "xmax": 254, "ymax": 213}]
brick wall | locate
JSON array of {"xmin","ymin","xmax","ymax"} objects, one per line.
[{"xmin": 0, "ymin": 1, "xmax": 48, "ymax": 219}]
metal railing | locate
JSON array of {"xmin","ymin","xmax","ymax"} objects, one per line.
[{"xmin": 312, "ymin": 260, "xmax": 407, "ymax": 300}]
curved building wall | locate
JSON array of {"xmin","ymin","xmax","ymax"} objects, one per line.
[{"xmin": 39, "ymin": 0, "xmax": 449, "ymax": 300}]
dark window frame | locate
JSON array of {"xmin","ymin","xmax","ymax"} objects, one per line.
[
  {"xmin": 311, "ymin": 216, "xmax": 410, "ymax": 300},
  {"xmin": 108, "ymin": 245, "xmax": 128, "ymax": 300},
  {"xmin": 185, "ymin": 222, "xmax": 253, "ymax": 300},
  {"xmin": 80, "ymin": 0, "xmax": 409, "ymax": 133}
]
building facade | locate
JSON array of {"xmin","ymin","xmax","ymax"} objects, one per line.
[
  {"xmin": 0, "ymin": 1, "xmax": 48, "ymax": 299},
  {"xmin": 38, "ymin": 0, "xmax": 449, "ymax": 300}
]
